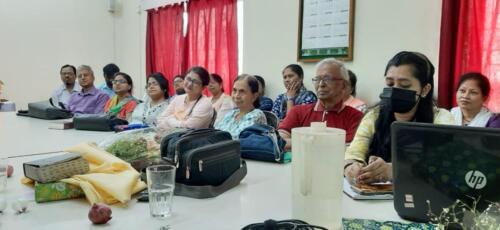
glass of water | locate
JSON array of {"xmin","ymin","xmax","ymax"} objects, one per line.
[
  {"xmin": 0, "ymin": 158, "xmax": 8, "ymax": 192},
  {"xmin": 146, "ymin": 165, "xmax": 176, "ymax": 218}
]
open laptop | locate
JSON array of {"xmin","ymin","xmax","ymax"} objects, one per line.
[{"xmin": 391, "ymin": 122, "xmax": 500, "ymax": 222}]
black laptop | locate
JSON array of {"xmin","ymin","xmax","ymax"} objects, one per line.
[{"xmin": 391, "ymin": 122, "xmax": 500, "ymax": 222}]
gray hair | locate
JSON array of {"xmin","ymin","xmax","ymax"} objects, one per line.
[
  {"xmin": 315, "ymin": 58, "xmax": 349, "ymax": 81},
  {"xmin": 77, "ymin": 65, "xmax": 94, "ymax": 75}
]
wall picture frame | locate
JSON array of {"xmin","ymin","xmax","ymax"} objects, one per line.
[{"xmin": 298, "ymin": 0, "xmax": 355, "ymax": 62}]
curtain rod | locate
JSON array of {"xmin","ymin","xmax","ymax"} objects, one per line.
[{"xmin": 140, "ymin": 0, "xmax": 188, "ymax": 11}]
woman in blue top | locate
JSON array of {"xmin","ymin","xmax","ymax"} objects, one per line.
[
  {"xmin": 215, "ymin": 74, "xmax": 267, "ymax": 139},
  {"xmin": 271, "ymin": 64, "xmax": 317, "ymax": 119}
]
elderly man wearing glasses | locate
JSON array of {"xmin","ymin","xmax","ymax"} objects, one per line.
[
  {"xmin": 157, "ymin": 66, "xmax": 214, "ymax": 134},
  {"xmin": 278, "ymin": 58, "xmax": 363, "ymax": 150},
  {"xmin": 67, "ymin": 65, "xmax": 110, "ymax": 115}
]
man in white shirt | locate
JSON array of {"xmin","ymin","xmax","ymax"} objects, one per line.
[
  {"xmin": 97, "ymin": 63, "xmax": 120, "ymax": 97},
  {"xmin": 50, "ymin": 65, "xmax": 80, "ymax": 108}
]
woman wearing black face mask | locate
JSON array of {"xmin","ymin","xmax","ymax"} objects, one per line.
[{"xmin": 344, "ymin": 51, "xmax": 455, "ymax": 185}]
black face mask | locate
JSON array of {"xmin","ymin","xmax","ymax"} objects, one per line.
[{"xmin": 379, "ymin": 87, "xmax": 419, "ymax": 113}]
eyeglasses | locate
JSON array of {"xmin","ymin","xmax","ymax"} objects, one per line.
[
  {"xmin": 146, "ymin": 81, "xmax": 160, "ymax": 88},
  {"xmin": 112, "ymin": 79, "xmax": 128, "ymax": 84},
  {"xmin": 312, "ymin": 76, "xmax": 344, "ymax": 85},
  {"xmin": 185, "ymin": 77, "xmax": 202, "ymax": 85}
]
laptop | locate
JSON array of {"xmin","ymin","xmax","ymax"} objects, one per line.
[{"xmin": 391, "ymin": 122, "xmax": 500, "ymax": 222}]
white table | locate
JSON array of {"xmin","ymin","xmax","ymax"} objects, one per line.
[
  {"xmin": 0, "ymin": 112, "xmax": 112, "ymax": 158},
  {"xmin": 0, "ymin": 113, "xmax": 404, "ymax": 229}
]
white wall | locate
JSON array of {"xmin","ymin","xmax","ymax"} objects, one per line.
[
  {"xmin": 112, "ymin": 0, "xmax": 148, "ymax": 98},
  {"xmin": 0, "ymin": 0, "xmax": 442, "ymax": 108},
  {"xmin": 242, "ymin": 0, "xmax": 442, "ymax": 106},
  {"xmin": 0, "ymin": 0, "xmax": 115, "ymax": 108}
]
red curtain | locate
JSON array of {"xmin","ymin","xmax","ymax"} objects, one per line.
[
  {"xmin": 185, "ymin": 0, "xmax": 238, "ymax": 95},
  {"xmin": 438, "ymin": 0, "xmax": 500, "ymax": 112},
  {"xmin": 146, "ymin": 4, "xmax": 185, "ymax": 95}
]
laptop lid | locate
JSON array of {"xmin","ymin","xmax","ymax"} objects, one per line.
[{"xmin": 391, "ymin": 122, "xmax": 500, "ymax": 222}]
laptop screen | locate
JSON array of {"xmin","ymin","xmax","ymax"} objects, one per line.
[{"xmin": 391, "ymin": 122, "xmax": 500, "ymax": 222}]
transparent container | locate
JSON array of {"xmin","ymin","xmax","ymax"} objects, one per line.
[{"xmin": 291, "ymin": 122, "xmax": 345, "ymax": 230}]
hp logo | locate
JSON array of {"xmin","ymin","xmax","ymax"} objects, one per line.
[{"xmin": 465, "ymin": 171, "xmax": 487, "ymax": 189}]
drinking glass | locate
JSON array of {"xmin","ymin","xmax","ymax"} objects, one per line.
[{"xmin": 146, "ymin": 165, "xmax": 176, "ymax": 218}]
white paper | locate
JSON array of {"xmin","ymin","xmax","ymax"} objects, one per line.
[{"xmin": 301, "ymin": 0, "xmax": 350, "ymax": 49}]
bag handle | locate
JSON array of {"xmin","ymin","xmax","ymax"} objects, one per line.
[{"xmin": 174, "ymin": 161, "xmax": 247, "ymax": 199}]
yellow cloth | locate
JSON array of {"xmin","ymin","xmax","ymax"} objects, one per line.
[
  {"xmin": 345, "ymin": 107, "xmax": 456, "ymax": 163},
  {"xmin": 58, "ymin": 142, "xmax": 146, "ymax": 205}
]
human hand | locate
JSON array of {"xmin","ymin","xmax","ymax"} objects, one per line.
[
  {"xmin": 345, "ymin": 161, "xmax": 364, "ymax": 185},
  {"xmin": 358, "ymin": 156, "xmax": 392, "ymax": 184},
  {"xmin": 286, "ymin": 81, "xmax": 300, "ymax": 98}
]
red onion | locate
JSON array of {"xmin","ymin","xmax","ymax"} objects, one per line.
[{"xmin": 88, "ymin": 203, "xmax": 112, "ymax": 224}]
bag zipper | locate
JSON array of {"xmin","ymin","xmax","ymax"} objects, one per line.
[
  {"xmin": 198, "ymin": 153, "xmax": 236, "ymax": 172},
  {"xmin": 175, "ymin": 130, "xmax": 229, "ymax": 165},
  {"xmin": 184, "ymin": 141, "xmax": 236, "ymax": 179}
]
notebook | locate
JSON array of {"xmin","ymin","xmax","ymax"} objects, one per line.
[{"xmin": 391, "ymin": 122, "xmax": 500, "ymax": 222}]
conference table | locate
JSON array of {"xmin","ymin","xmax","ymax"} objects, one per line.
[{"xmin": 0, "ymin": 112, "xmax": 404, "ymax": 229}]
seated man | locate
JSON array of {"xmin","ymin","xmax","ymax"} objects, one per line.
[
  {"xmin": 278, "ymin": 58, "xmax": 363, "ymax": 150},
  {"xmin": 97, "ymin": 63, "xmax": 120, "ymax": 97},
  {"xmin": 50, "ymin": 64, "xmax": 81, "ymax": 108},
  {"xmin": 67, "ymin": 65, "xmax": 110, "ymax": 115}
]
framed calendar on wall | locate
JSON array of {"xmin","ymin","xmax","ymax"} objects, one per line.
[{"xmin": 298, "ymin": 0, "xmax": 355, "ymax": 62}]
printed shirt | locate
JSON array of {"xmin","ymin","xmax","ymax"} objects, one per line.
[
  {"xmin": 130, "ymin": 100, "xmax": 169, "ymax": 127},
  {"xmin": 278, "ymin": 101, "xmax": 363, "ymax": 143},
  {"xmin": 50, "ymin": 84, "xmax": 81, "ymax": 108},
  {"xmin": 271, "ymin": 86, "xmax": 317, "ymax": 119},
  {"xmin": 345, "ymin": 107, "xmax": 456, "ymax": 163},
  {"xmin": 215, "ymin": 108, "xmax": 267, "ymax": 139},
  {"xmin": 104, "ymin": 95, "xmax": 138, "ymax": 120},
  {"xmin": 67, "ymin": 86, "xmax": 110, "ymax": 115}
]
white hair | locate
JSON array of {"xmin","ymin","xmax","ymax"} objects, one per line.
[
  {"xmin": 77, "ymin": 65, "xmax": 94, "ymax": 75},
  {"xmin": 315, "ymin": 58, "xmax": 349, "ymax": 81}
]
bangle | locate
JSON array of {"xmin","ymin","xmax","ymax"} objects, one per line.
[{"xmin": 287, "ymin": 96, "xmax": 296, "ymax": 101}]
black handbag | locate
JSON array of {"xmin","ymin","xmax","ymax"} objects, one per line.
[
  {"xmin": 160, "ymin": 129, "xmax": 246, "ymax": 198},
  {"xmin": 16, "ymin": 100, "xmax": 72, "ymax": 120},
  {"xmin": 73, "ymin": 114, "xmax": 128, "ymax": 131}
]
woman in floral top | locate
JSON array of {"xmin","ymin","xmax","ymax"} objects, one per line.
[
  {"xmin": 271, "ymin": 64, "xmax": 317, "ymax": 119},
  {"xmin": 215, "ymin": 75, "xmax": 267, "ymax": 139},
  {"xmin": 130, "ymin": 73, "xmax": 169, "ymax": 127}
]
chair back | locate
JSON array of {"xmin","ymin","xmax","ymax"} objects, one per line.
[{"xmin": 263, "ymin": 111, "xmax": 279, "ymax": 129}]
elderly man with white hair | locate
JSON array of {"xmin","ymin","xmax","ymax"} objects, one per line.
[
  {"xmin": 278, "ymin": 58, "xmax": 363, "ymax": 150},
  {"xmin": 67, "ymin": 65, "xmax": 110, "ymax": 114}
]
